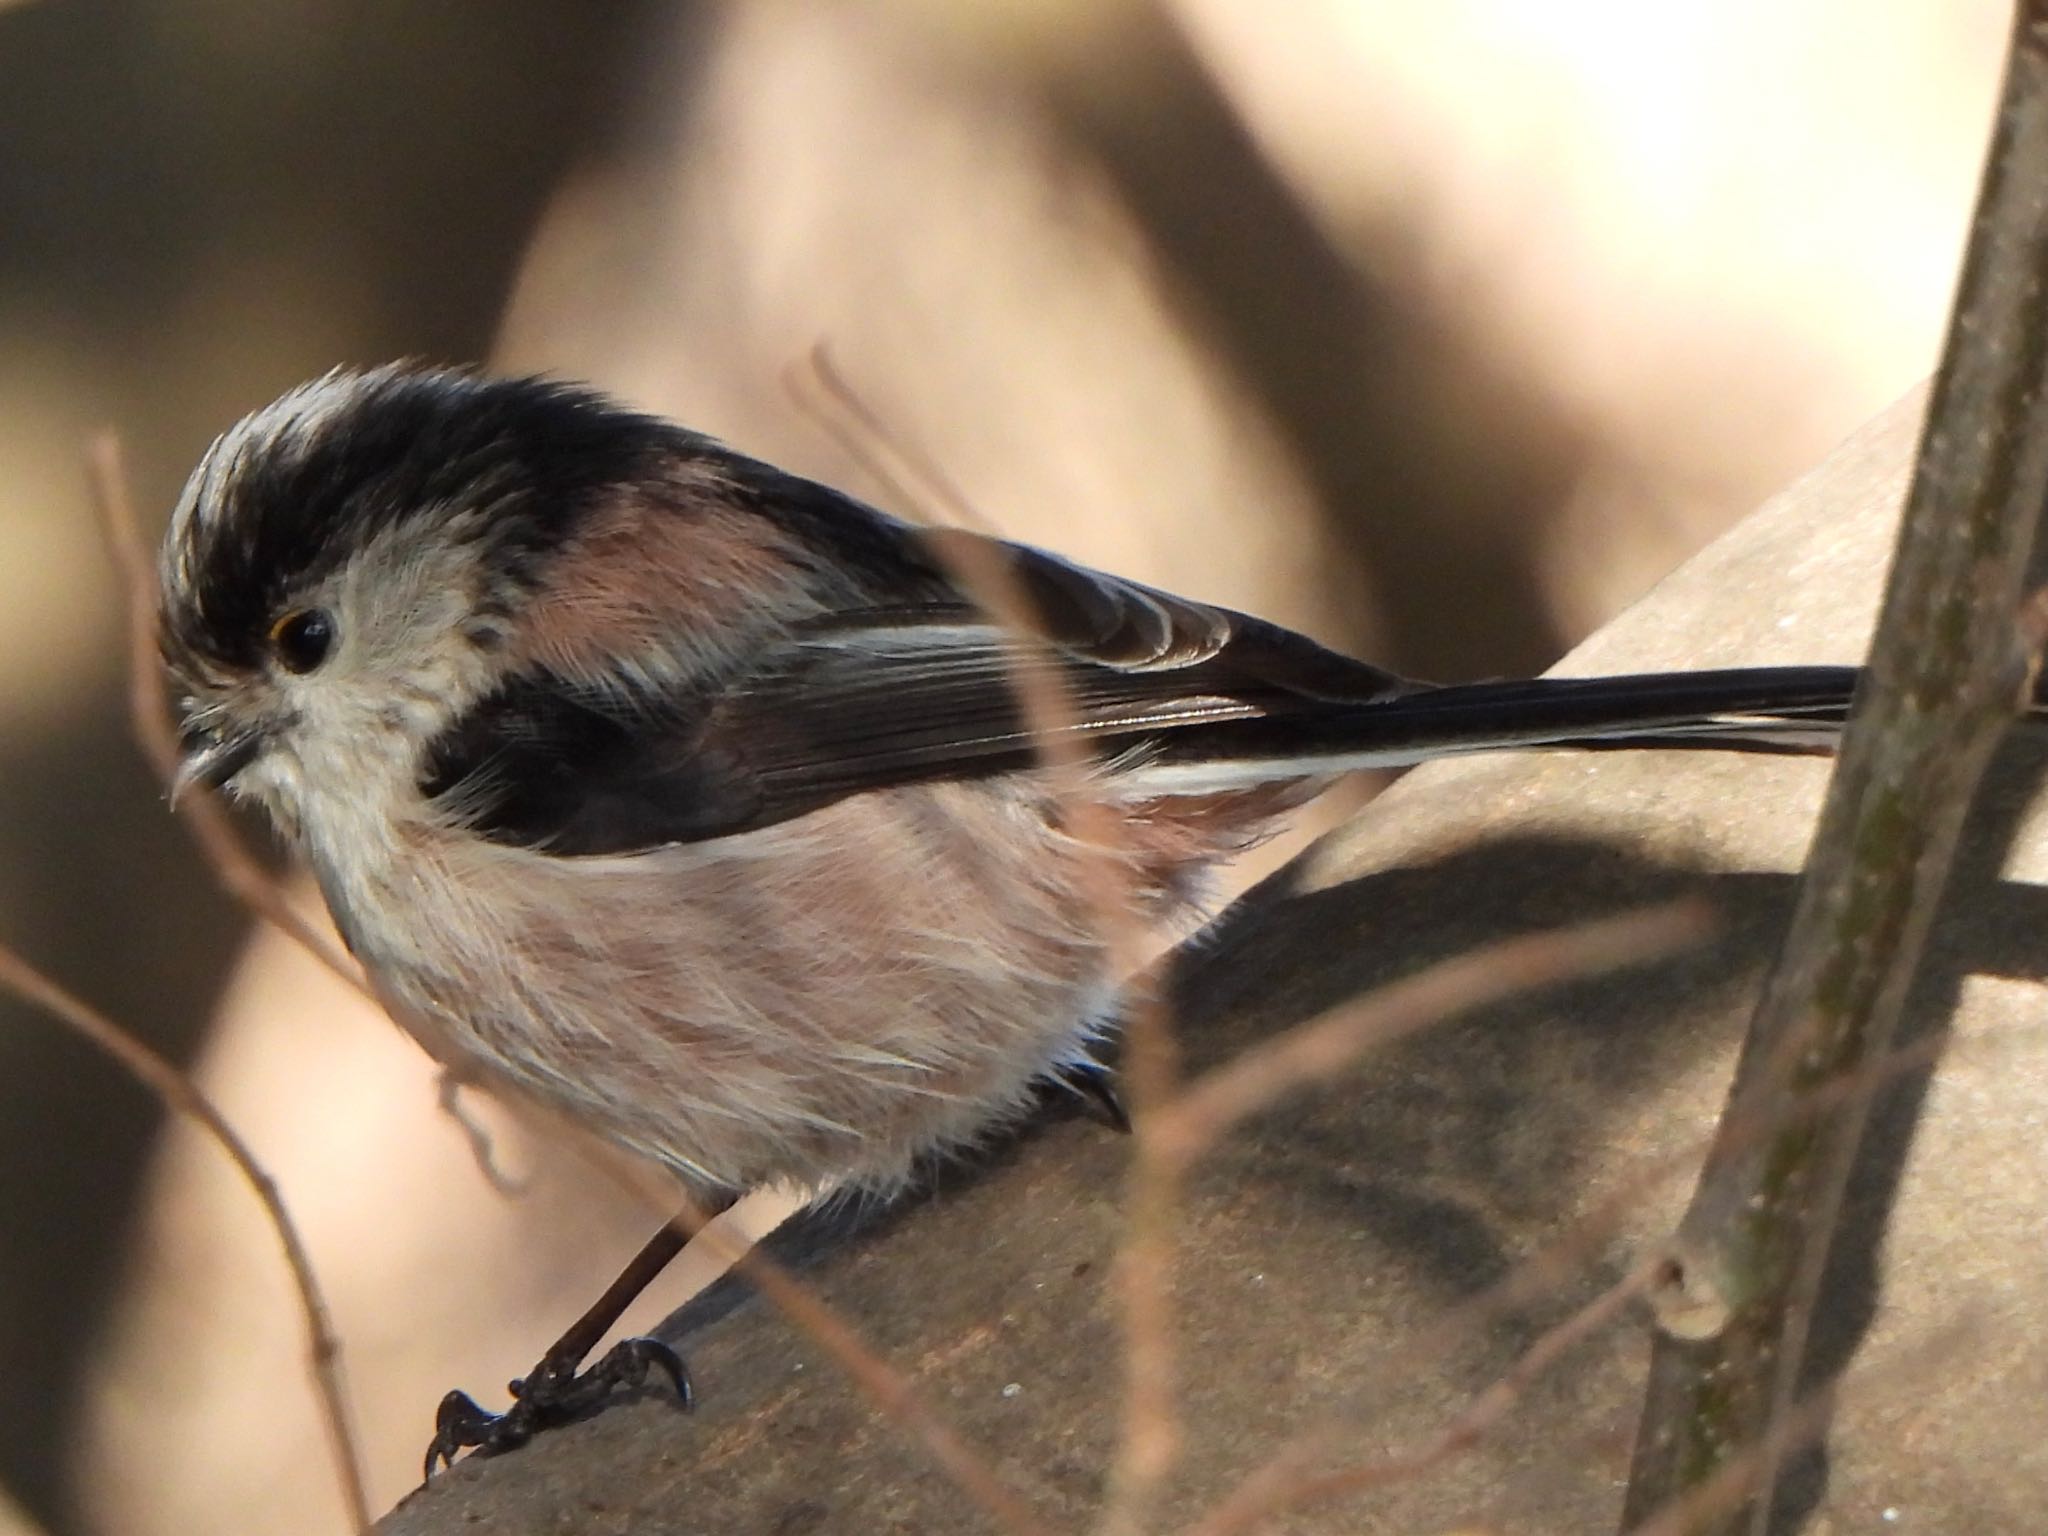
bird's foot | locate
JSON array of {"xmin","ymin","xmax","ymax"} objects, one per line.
[{"xmin": 423, "ymin": 1335, "xmax": 691, "ymax": 1479}]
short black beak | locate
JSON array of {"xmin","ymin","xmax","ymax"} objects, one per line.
[{"xmin": 171, "ymin": 721, "xmax": 263, "ymax": 806}]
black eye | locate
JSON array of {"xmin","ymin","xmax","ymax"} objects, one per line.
[{"xmin": 269, "ymin": 608, "xmax": 335, "ymax": 674}]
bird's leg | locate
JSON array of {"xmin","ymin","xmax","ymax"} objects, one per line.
[{"xmin": 424, "ymin": 1197, "xmax": 733, "ymax": 1478}]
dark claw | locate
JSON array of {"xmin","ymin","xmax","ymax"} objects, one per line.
[
  {"xmin": 420, "ymin": 1335, "xmax": 693, "ymax": 1481},
  {"xmin": 1063, "ymin": 1060, "xmax": 1131, "ymax": 1133},
  {"xmin": 580, "ymin": 1336, "xmax": 694, "ymax": 1414},
  {"xmin": 424, "ymin": 1389, "xmax": 505, "ymax": 1481},
  {"xmin": 600, "ymin": 1336, "xmax": 693, "ymax": 1410}
]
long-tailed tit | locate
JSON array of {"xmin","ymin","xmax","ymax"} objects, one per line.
[{"xmin": 157, "ymin": 362, "xmax": 1893, "ymax": 1468}]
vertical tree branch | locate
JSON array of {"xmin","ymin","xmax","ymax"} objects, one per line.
[{"xmin": 1621, "ymin": 6, "xmax": 2048, "ymax": 1531}]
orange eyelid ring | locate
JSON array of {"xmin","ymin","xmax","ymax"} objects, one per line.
[{"xmin": 269, "ymin": 607, "xmax": 336, "ymax": 674}]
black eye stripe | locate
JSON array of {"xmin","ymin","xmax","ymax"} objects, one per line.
[{"xmin": 272, "ymin": 608, "xmax": 336, "ymax": 674}]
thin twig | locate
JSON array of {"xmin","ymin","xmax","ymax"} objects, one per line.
[
  {"xmin": 1101, "ymin": 987, "xmax": 1179, "ymax": 1536},
  {"xmin": 1187, "ymin": 995, "xmax": 2007, "ymax": 1536},
  {"xmin": 0, "ymin": 1481, "xmax": 56, "ymax": 1536},
  {"xmin": 0, "ymin": 943, "xmax": 369, "ymax": 1532},
  {"xmin": 1621, "ymin": 13, "xmax": 2048, "ymax": 1524},
  {"xmin": 477, "ymin": 1111, "xmax": 1059, "ymax": 1536},
  {"xmin": 1222, "ymin": 1258, "xmax": 1665, "ymax": 1536},
  {"xmin": 409, "ymin": 1058, "xmax": 1055, "ymax": 1536},
  {"xmin": 120, "ymin": 391, "xmax": 1052, "ymax": 1530},
  {"xmin": 782, "ymin": 351, "xmax": 1181, "ymax": 1533},
  {"xmin": 908, "ymin": 487, "xmax": 1184, "ymax": 1536},
  {"xmin": 86, "ymin": 434, "xmax": 363, "ymax": 988},
  {"xmin": 531, "ymin": 1150, "xmax": 1061, "ymax": 1535},
  {"xmin": 1145, "ymin": 903, "xmax": 1708, "ymax": 1531},
  {"xmin": 787, "ymin": 343, "xmax": 1003, "ymax": 534},
  {"xmin": 1148, "ymin": 902, "xmax": 1712, "ymax": 1168},
  {"xmin": 779, "ymin": 360, "xmax": 1716, "ymax": 1536},
  {"xmin": 670, "ymin": 1207, "xmax": 1062, "ymax": 1536},
  {"xmin": 435, "ymin": 1071, "xmax": 532, "ymax": 1197},
  {"xmin": 97, "ymin": 435, "xmax": 549, "ymax": 1201}
]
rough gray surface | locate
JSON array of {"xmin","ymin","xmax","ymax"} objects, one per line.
[{"xmin": 379, "ymin": 385, "xmax": 2048, "ymax": 1534}]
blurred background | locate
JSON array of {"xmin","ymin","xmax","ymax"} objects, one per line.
[{"xmin": 0, "ymin": 1, "xmax": 2011, "ymax": 1530}]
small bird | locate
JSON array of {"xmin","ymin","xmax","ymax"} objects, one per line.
[{"xmin": 157, "ymin": 363, "xmax": 1887, "ymax": 1468}]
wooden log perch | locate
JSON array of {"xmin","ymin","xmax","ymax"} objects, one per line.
[{"xmin": 376, "ymin": 386, "xmax": 2048, "ymax": 1536}]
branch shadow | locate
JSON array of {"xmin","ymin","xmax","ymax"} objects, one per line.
[{"xmin": 609, "ymin": 800, "xmax": 2048, "ymax": 1532}]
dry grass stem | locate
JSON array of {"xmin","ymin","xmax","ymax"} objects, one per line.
[
  {"xmin": 433, "ymin": 1071, "xmax": 533, "ymax": 1197},
  {"xmin": 105, "ymin": 404, "xmax": 1049, "ymax": 1530},
  {"xmin": 420, "ymin": 1078, "xmax": 1055, "ymax": 1536},
  {"xmin": 516, "ymin": 1153, "xmax": 1059, "ymax": 1536},
  {"xmin": 0, "ymin": 1481, "xmax": 56, "ymax": 1536},
  {"xmin": 1148, "ymin": 902, "xmax": 1713, "ymax": 1168},
  {"xmin": 0, "ymin": 942, "xmax": 370, "ymax": 1532},
  {"xmin": 679, "ymin": 1209, "xmax": 1063, "ymax": 1536},
  {"xmin": 1189, "ymin": 982, "xmax": 2001, "ymax": 1536},
  {"xmin": 87, "ymin": 433, "xmax": 363, "ymax": 989},
  {"xmin": 788, "ymin": 343, "xmax": 1003, "ymax": 535},
  {"xmin": 97, "ymin": 434, "xmax": 549, "ymax": 1198},
  {"xmin": 781, "ymin": 351, "xmax": 1179, "ymax": 1533},
  {"xmin": 925, "ymin": 510, "xmax": 1181, "ymax": 1536},
  {"xmin": 1194, "ymin": 1260, "xmax": 1664, "ymax": 1536},
  {"xmin": 778, "ymin": 360, "xmax": 1712, "ymax": 1536}
]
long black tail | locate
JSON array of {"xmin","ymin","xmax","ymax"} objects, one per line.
[{"xmin": 1116, "ymin": 665, "xmax": 1987, "ymax": 794}]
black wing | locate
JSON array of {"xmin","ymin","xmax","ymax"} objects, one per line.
[{"xmin": 419, "ymin": 531, "xmax": 1419, "ymax": 855}]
